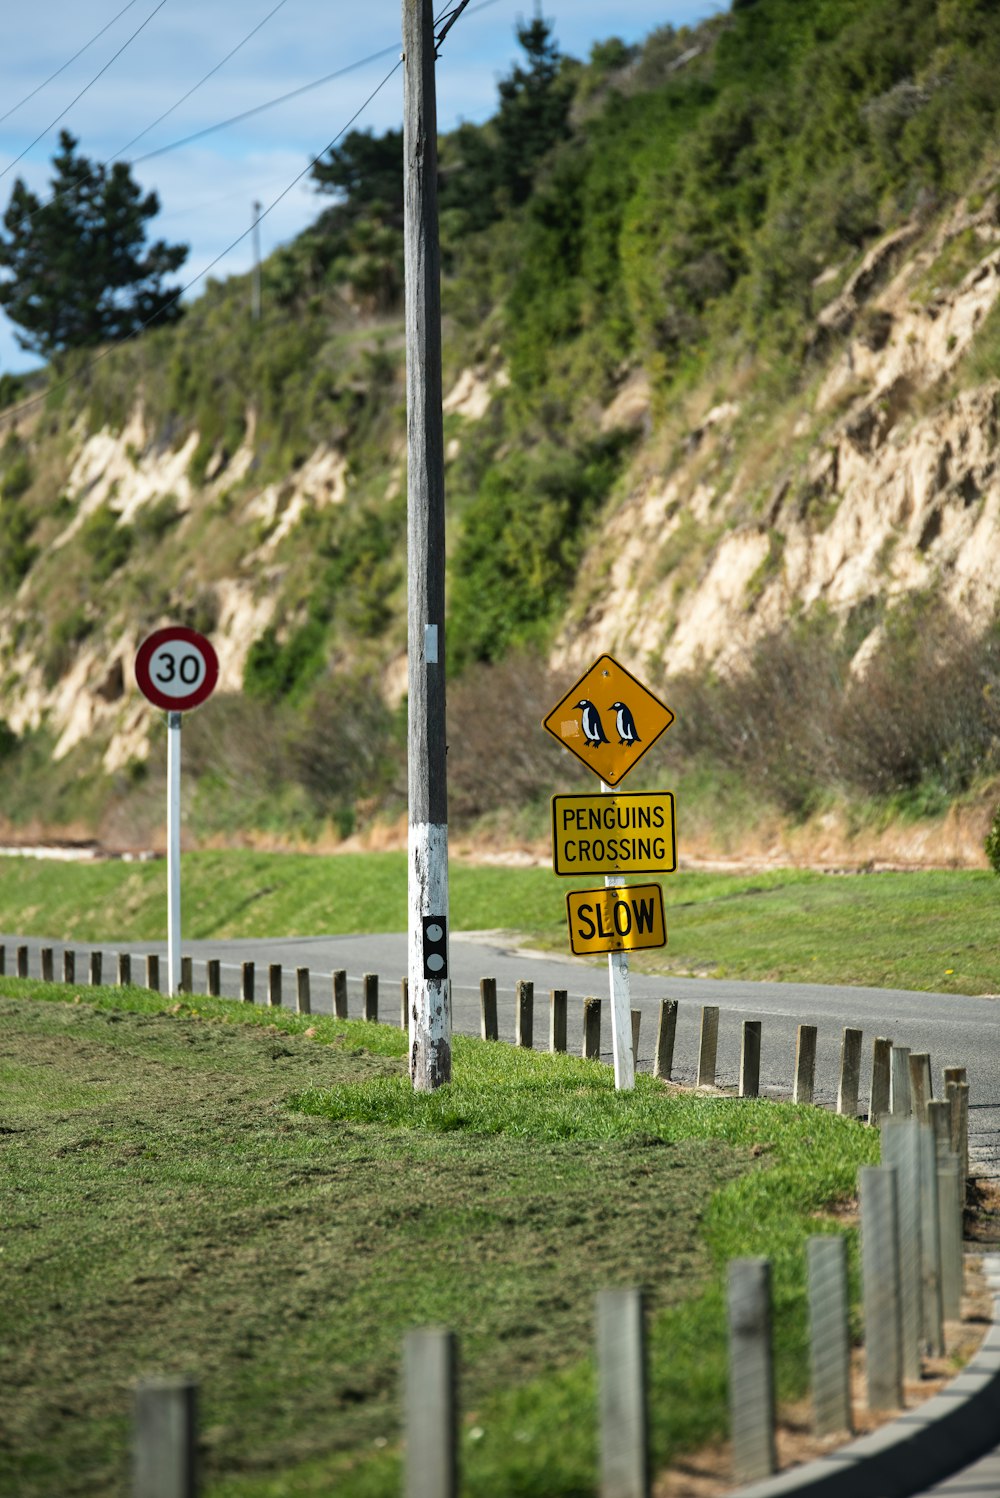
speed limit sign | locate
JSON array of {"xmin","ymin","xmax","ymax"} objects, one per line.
[{"xmin": 134, "ymin": 626, "xmax": 219, "ymax": 712}]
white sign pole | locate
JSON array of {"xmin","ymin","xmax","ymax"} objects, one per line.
[
  {"xmin": 602, "ymin": 780, "xmax": 635, "ymax": 1091},
  {"xmin": 167, "ymin": 711, "xmax": 182, "ymax": 996}
]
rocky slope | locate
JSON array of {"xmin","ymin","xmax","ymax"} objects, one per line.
[
  {"xmin": 552, "ymin": 192, "xmax": 1000, "ymax": 681},
  {"xmin": 3, "ymin": 177, "xmax": 1000, "ymax": 860}
]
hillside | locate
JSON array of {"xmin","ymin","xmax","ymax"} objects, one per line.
[{"xmin": 2, "ymin": 0, "xmax": 1000, "ymax": 862}]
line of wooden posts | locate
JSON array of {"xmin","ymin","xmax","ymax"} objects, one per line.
[
  {"xmin": 7, "ymin": 943, "xmax": 977, "ymax": 1494},
  {"xmin": 8, "ymin": 944, "xmax": 973, "ymax": 1147}
]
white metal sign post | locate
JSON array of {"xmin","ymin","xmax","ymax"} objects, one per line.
[
  {"xmin": 602, "ymin": 784, "xmax": 635, "ymax": 1090},
  {"xmin": 135, "ymin": 627, "xmax": 219, "ymax": 996}
]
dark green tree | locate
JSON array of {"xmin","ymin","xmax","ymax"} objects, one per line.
[
  {"xmin": 311, "ymin": 129, "xmax": 404, "ymax": 231},
  {"xmin": 0, "ymin": 131, "xmax": 187, "ymax": 358},
  {"xmin": 494, "ymin": 14, "xmax": 575, "ymax": 205}
]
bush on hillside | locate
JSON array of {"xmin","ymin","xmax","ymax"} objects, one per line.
[
  {"xmin": 986, "ymin": 804, "xmax": 1000, "ymax": 874},
  {"xmin": 670, "ymin": 602, "xmax": 1000, "ymax": 819}
]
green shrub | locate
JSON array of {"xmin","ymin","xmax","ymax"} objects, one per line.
[
  {"xmin": 985, "ymin": 804, "xmax": 1000, "ymax": 874},
  {"xmin": 80, "ymin": 504, "xmax": 133, "ymax": 580},
  {"xmin": 0, "ymin": 499, "xmax": 37, "ymax": 591},
  {"xmin": 243, "ymin": 618, "xmax": 328, "ymax": 704}
]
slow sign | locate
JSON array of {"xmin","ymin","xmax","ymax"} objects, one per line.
[
  {"xmin": 135, "ymin": 626, "xmax": 219, "ymax": 712},
  {"xmin": 565, "ymin": 882, "xmax": 667, "ymax": 956}
]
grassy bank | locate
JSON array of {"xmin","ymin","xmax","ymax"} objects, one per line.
[
  {"xmin": 0, "ymin": 980, "xmax": 876, "ymax": 1496},
  {"xmin": 0, "ymin": 851, "xmax": 999, "ymax": 994}
]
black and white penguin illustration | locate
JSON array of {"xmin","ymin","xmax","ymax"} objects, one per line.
[
  {"xmin": 610, "ymin": 700, "xmax": 641, "ymax": 746},
  {"xmin": 575, "ymin": 698, "xmax": 610, "ymax": 748}
]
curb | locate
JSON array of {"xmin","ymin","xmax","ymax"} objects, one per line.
[{"xmin": 730, "ymin": 1254, "xmax": 1000, "ymax": 1498}]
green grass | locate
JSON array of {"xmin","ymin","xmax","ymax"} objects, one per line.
[
  {"xmin": 0, "ymin": 980, "xmax": 877, "ymax": 1497},
  {"xmin": 1, "ymin": 851, "xmax": 999, "ymax": 995}
]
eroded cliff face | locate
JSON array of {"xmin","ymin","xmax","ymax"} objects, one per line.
[
  {"xmin": 551, "ymin": 193, "xmax": 1000, "ymax": 683},
  {"xmin": 0, "ymin": 402, "xmax": 354, "ymax": 775},
  {"xmin": 4, "ymin": 189, "xmax": 1000, "ymax": 813}
]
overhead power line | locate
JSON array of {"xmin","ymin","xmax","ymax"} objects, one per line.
[
  {"xmin": 131, "ymin": 43, "xmax": 403, "ymax": 164},
  {"xmin": 109, "ymin": 0, "xmax": 292, "ymax": 163},
  {"xmin": 0, "ymin": 0, "xmax": 170, "ymax": 186},
  {"xmin": 130, "ymin": 0, "xmax": 502, "ymax": 163},
  {"xmin": 0, "ymin": 0, "xmax": 144, "ymax": 129}
]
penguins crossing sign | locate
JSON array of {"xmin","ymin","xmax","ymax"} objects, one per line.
[{"xmin": 542, "ymin": 654, "xmax": 674, "ymax": 786}]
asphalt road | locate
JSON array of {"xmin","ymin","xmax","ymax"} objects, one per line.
[{"xmin": 5, "ymin": 927, "xmax": 998, "ymax": 1178}]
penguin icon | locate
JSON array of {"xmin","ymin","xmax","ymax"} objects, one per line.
[
  {"xmin": 575, "ymin": 698, "xmax": 609, "ymax": 748},
  {"xmin": 610, "ymin": 700, "xmax": 641, "ymax": 747}
]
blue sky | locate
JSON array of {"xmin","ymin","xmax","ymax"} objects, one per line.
[{"xmin": 0, "ymin": 0, "xmax": 726, "ymax": 375}]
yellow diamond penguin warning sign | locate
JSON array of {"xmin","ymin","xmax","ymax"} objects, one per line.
[
  {"xmin": 542, "ymin": 654, "xmax": 674, "ymax": 786},
  {"xmin": 566, "ymin": 883, "xmax": 666, "ymax": 956}
]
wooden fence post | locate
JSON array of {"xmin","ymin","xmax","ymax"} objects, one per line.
[
  {"xmin": 0, "ymin": 943, "xmax": 5, "ymax": 974},
  {"xmin": 869, "ymin": 1038, "xmax": 892, "ymax": 1125},
  {"xmin": 207, "ymin": 959, "xmax": 221, "ymax": 998},
  {"xmin": 928, "ymin": 1099, "xmax": 952, "ymax": 1162},
  {"xmin": 404, "ymin": 1329, "xmax": 457, "ymax": 1498},
  {"xmin": 597, "ymin": 1287, "xmax": 649, "ymax": 1498},
  {"xmin": 938, "ymin": 1153, "xmax": 963, "ymax": 1321},
  {"xmin": 837, "ymin": 1028, "xmax": 863, "ymax": 1117},
  {"xmin": 890, "ymin": 1046, "xmax": 912, "ymax": 1116},
  {"xmin": 363, "ymin": 973, "xmax": 378, "ymax": 1023},
  {"xmin": 296, "ymin": 967, "xmax": 311, "ymax": 1015},
  {"xmin": 268, "ymin": 963, "xmax": 282, "ymax": 1007},
  {"xmin": 90, "ymin": 951, "xmax": 102, "ymax": 986},
  {"xmin": 63, "ymin": 949, "xmax": 76, "ymax": 984},
  {"xmin": 16, "ymin": 943, "xmax": 28, "ymax": 978},
  {"xmin": 728, "ymin": 1258, "xmax": 776, "ymax": 1482},
  {"xmin": 583, "ymin": 997, "xmax": 602, "ymax": 1060},
  {"xmin": 879, "ymin": 1116, "xmax": 921, "ymax": 1381},
  {"xmin": 550, "ymin": 989, "xmax": 567, "ymax": 1053},
  {"xmin": 740, "ymin": 1021, "xmax": 761, "ymax": 1099},
  {"xmin": 241, "ymin": 961, "xmax": 255, "ymax": 1004},
  {"xmin": 516, "ymin": 980, "xmax": 534, "ymax": 1049},
  {"xmin": 133, "ymin": 1376, "xmax": 198, "ymax": 1498},
  {"xmin": 479, "ymin": 978, "xmax": 498, "ymax": 1042},
  {"xmin": 793, "ymin": 1024, "xmax": 817, "ymax": 1105},
  {"xmin": 631, "ymin": 1009, "xmax": 641, "ymax": 1071},
  {"xmin": 909, "ymin": 1053, "xmax": 932, "ymax": 1123},
  {"xmin": 953, "ymin": 1081, "xmax": 970, "ymax": 1186},
  {"xmin": 400, "ymin": 977, "xmax": 409, "ymax": 1032},
  {"xmin": 333, "ymin": 969, "xmax": 348, "ymax": 1019},
  {"xmin": 807, "ymin": 1235, "xmax": 852, "ymax": 1437},
  {"xmin": 145, "ymin": 954, "xmax": 159, "ymax": 993},
  {"xmin": 654, "ymin": 999, "xmax": 677, "ymax": 1081},
  {"xmin": 918, "ymin": 1123, "xmax": 944, "ymax": 1355},
  {"xmin": 859, "ymin": 1164, "xmax": 903, "ymax": 1411},
  {"xmin": 180, "ymin": 956, "xmax": 193, "ymax": 995},
  {"xmin": 697, "ymin": 1005, "xmax": 719, "ymax": 1088},
  {"xmin": 118, "ymin": 953, "xmax": 132, "ymax": 987},
  {"xmin": 40, "ymin": 946, "xmax": 53, "ymax": 983}
]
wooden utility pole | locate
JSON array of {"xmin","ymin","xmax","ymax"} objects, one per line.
[
  {"xmin": 403, "ymin": 0, "xmax": 451, "ymax": 1089},
  {"xmin": 251, "ymin": 200, "xmax": 262, "ymax": 322}
]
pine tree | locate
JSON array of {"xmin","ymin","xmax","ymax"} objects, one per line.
[
  {"xmin": 0, "ymin": 132, "xmax": 187, "ymax": 359},
  {"xmin": 494, "ymin": 14, "xmax": 574, "ymax": 206}
]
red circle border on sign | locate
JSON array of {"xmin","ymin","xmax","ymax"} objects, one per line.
[{"xmin": 135, "ymin": 626, "xmax": 220, "ymax": 712}]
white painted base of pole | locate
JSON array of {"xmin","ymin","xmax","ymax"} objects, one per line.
[
  {"xmin": 167, "ymin": 712, "xmax": 182, "ymax": 997},
  {"xmin": 602, "ymin": 783, "xmax": 635, "ymax": 1092},
  {"xmin": 408, "ymin": 821, "xmax": 452, "ymax": 1090}
]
